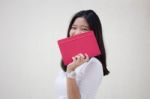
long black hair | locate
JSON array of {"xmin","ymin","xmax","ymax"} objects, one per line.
[{"xmin": 61, "ymin": 10, "xmax": 110, "ymax": 76}]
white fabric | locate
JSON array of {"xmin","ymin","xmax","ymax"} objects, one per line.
[{"xmin": 55, "ymin": 57, "xmax": 103, "ymax": 99}]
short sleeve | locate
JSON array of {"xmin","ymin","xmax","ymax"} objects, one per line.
[{"xmin": 75, "ymin": 57, "xmax": 103, "ymax": 99}]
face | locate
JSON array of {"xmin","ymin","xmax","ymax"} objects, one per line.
[{"xmin": 69, "ymin": 17, "xmax": 90, "ymax": 37}]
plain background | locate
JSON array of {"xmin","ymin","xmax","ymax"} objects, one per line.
[{"xmin": 0, "ymin": 0, "xmax": 150, "ymax": 99}]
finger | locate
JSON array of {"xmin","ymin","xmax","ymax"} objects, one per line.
[
  {"xmin": 84, "ymin": 53, "xmax": 89, "ymax": 62},
  {"xmin": 75, "ymin": 55, "xmax": 81, "ymax": 61},
  {"xmin": 72, "ymin": 57, "xmax": 76, "ymax": 62},
  {"xmin": 74, "ymin": 54, "xmax": 79, "ymax": 60},
  {"xmin": 78, "ymin": 53, "xmax": 85, "ymax": 59}
]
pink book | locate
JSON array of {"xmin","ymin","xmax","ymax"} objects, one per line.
[{"xmin": 57, "ymin": 31, "xmax": 101, "ymax": 65}]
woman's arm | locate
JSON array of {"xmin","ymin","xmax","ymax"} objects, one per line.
[
  {"xmin": 66, "ymin": 53, "xmax": 89, "ymax": 99},
  {"xmin": 67, "ymin": 76, "xmax": 81, "ymax": 99}
]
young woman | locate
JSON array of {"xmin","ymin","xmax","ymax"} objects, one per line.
[{"xmin": 55, "ymin": 9, "xmax": 110, "ymax": 99}]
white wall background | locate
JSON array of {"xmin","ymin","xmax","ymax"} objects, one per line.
[{"xmin": 0, "ymin": 0, "xmax": 150, "ymax": 99}]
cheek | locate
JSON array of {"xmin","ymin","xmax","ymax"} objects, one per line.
[{"xmin": 69, "ymin": 30, "xmax": 74, "ymax": 37}]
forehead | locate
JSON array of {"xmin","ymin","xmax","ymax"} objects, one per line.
[{"xmin": 72, "ymin": 17, "xmax": 89, "ymax": 26}]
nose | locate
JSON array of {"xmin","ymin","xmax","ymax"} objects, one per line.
[{"xmin": 72, "ymin": 29, "xmax": 81, "ymax": 36}]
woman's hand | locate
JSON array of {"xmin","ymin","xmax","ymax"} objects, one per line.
[{"xmin": 67, "ymin": 53, "xmax": 89, "ymax": 72}]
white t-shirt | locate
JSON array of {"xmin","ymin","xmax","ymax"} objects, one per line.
[{"xmin": 55, "ymin": 57, "xmax": 103, "ymax": 99}]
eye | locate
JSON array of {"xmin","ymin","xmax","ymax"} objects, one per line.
[
  {"xmin": 83, "ymin": 28, "xmax": 88, "ymax": 30},
  {"xmin": 81, "ymin": 28, "xmax": 89, "ymax": 31}
]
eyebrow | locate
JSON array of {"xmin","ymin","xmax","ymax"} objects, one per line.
[
  {"xmin": 72, "ymin": 25, "xmax": 89, "ymax": 28},
  {"xmin": 81, "ymin": 25, "xmax": 89, "ymax": 28}
]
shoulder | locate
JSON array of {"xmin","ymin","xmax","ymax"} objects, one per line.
[
  {"xmin": 89, "ymin": 57, "xmax": 102, "ymax": 66},
  {"xmin": 75, "ymin": 57, "xmax": 103, "ymax": 97},
  {"xmin": 75, "ymin": 57, "xmax": 103, "ymax": 79},
  {"xmin": 84, "ymin": 57, "xmax": 103, "ymax": 74},
  {"xmin": 80, "ymin": 57, "xmax": 103, "ymax": 71}
]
